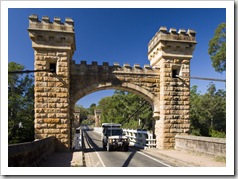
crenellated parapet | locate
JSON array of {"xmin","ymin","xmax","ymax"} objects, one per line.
[
  {"xmin": 28, "ymin": 14, "xmax": 74, "ymax": 32},
  {"xmin": 28, "ymin": 15, "xmax": 76, "ymax": 53},
  {"xmin": 148, "ymin": 27, "xmax": 197, "ymax": 67},
  {"xmin": 71, "ymin": 61, "xmax": 159, "ymax": 75}
]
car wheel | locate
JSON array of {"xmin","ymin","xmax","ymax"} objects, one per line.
[{"xmin": 123, "ymin": 145, "xmax": 129, "ymax": 151}]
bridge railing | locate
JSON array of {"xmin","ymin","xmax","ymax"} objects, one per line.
[
  {"xmin": 123, "ymin": 129, "xmax": 156, "ymax": 148},
  {"xmin": 93, "ymin": 127, "xmax": 156, "ymax": 149}
]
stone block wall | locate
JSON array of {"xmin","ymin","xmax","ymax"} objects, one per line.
[
  {"xmin": 34, "ymin": 51, "xmax": 71, "ymax": 151},
  {"xmin": 155, "ymin": 59, "xmax": 191, "ymax": 149},
  {"xmin": 8, "ymin": 137, "xmax": 55, "ymax": 167},
  {"xmin": 175, "ymin": 135, "xmax": 226, "ymax": 157},
  {"xmin": 70, "ymin": 61, "xmax": 160, "ymax": 105}
]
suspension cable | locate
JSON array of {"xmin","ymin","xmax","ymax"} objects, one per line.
[
  {"xmin": 121, "ymin": 100, "xmax": 147, "ymax": 125},
  {"xmin": 176, "ymin": 75, "xmax": 226, "ymax": 82},
  {"xmin": 8, "ymin": 69, "xmax": 54, "ymax": 74}
]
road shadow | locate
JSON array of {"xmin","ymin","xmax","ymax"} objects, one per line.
[
  {"xmin": 83, "ymin": 131, "xmax": 105, "ymax": 153},
  {"xmin": 122, "ymin": 150, "xmax": 137, "ymax": 167}
]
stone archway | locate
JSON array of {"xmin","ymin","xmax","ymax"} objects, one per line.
[
  {"xmin": 71, "ymin": 83, "xmax": 155, "ymax": 107},
  {"xmin": 28, "ymin": 15, "xmax": 196, "ymax": 151},
  {"xmin": 71, "ymin": 84, "xmax": 157, "ymax": 131}
]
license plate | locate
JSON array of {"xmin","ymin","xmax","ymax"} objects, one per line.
[{"xmin": 118, "ymin": 142, "xmax": 122, "ymax": 145}]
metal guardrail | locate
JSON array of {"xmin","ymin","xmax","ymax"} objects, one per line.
[{"xmin": 93, "ymin": 127, "xmax": 156, "ymax": 149}]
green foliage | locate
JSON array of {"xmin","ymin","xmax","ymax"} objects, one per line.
[
  {"xmin": 208, "ymin": 23, "xmax": 226, "ymax": 73},
  {"xmin": 8, "ymin": 62, "xmax": 34, "ymax": 144},
  {"xmin": 209, "ymin": 129, "xmax": 226, "ymax": 138},
  {"xmin": 190, "ymin": 83, "xmax": 226, "ymax": 137},
  {"xmin": 81, "ymin": 119, "xmax": 93, "ymax": 125},
  {"xmin": 215, "ymin": 156, "xmax": 226, "ymax": 163},
  {"xmin": 88, "ymin": 103, "xmax": 96, "ymax": 115},
  {"xmin": 97, "ymin": 90, "xmax": 153, "ymax": 130}
]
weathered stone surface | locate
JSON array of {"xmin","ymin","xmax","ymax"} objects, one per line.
[
  {"xmin": 43, "ymin": 118, "xmax": 60, "ymax": 124},
  {"xmin": 175, "ymin": 135, "xmax": 226, "ymax": 157},
  {"xmin": 29, "ymin": 15, "xmax": 196, "ymax": 151},
  {"xmin": 8, "ymin": 137, "xmax": 55, "ymax": 167}
]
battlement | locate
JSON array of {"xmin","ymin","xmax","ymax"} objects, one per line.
[
  {"xmin": 148, "ymin": 26, "xmax": 196, "ymax": 53},
  {"xmin": 28, "ymin": 14, "xmax": 74, "ymax": 32},
  {"xmin": 71, "ymin": 61, "xmax": 159, "ymax": 75}
]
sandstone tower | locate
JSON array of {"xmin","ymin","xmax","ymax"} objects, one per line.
[
  {"xmin": 148, "ymin": 27, "xmax": 197, "ymax": 149},
  {"xmin": 94, "ymin": 109, "xmax": 102, "ymax": 127},
  {"xmin": 28, "ymin": 15, "xmax": 75, "ymax": 151}
]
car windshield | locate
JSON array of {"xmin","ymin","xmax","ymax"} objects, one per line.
[{"xmin": 107, "ymin": 129, "xmax": 123, "ymax": 136}]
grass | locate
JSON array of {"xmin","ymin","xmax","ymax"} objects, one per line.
[{"xmin": 214, "ymin": 156, "xmax": 226, "ymax": 163}]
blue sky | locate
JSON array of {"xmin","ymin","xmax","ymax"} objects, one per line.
[{"xmin": 8, "ymin": 7, "xmax": 226, "ymax": 108}]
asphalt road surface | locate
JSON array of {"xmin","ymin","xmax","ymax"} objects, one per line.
[{"xmin": 82, "ymin": 129, "xmax": 174, "ymax": 167}]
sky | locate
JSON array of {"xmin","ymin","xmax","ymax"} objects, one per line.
[{"xmin": 7, "ymin": 5, "xmax": 227, "ymax": 108}]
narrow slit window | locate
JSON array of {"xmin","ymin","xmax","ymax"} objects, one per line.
[
  {"xmin": 50, "ymin": 63, "xmax": 57, "ymax": 73},
  {"xmin": 172, "ymin": 69, "xmax": 178, "ymax": 78},
  {"xmin": 172, "ymin": 66, "xmax": 181, "ymax": 78}
]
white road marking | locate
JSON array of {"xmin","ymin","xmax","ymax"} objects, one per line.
[
  {"xmin": 91, "ymin": 130, "xmax": 170, "ymax": 167},
  {"xmin": 130, "ymin": 149, "xmax": 171, "ymax": 167},
  {"xmin": 95, "ymin": 150, "xmax": 106, "ymax": 167},
  {"xmin": 85, "ymin": 131, "xmax": 106, "ymax": 167}
]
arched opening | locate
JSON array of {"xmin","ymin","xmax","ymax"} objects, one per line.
[
  {"xmin": 70, "ymin": 85, "xmax": 157, "ymax": 149},
  {"xmin": 71, "ymin": 83, "xmax": 155, "ymax": 106}
]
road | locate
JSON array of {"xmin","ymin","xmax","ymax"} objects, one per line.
[{"xmin": 82, "ymin": 129, "xmax": 173, "ymax": 167}]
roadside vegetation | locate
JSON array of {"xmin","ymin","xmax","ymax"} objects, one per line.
[{"xmin": 8, "ymin": 62, "xmax": 34, "ymax": 144}]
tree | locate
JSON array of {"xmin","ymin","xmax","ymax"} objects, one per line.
[
  {"xmin": 208, "ymin": 23, "xmax": 226, "ymax": 73},
  {"xmin": 190, "ymin": 84, "xmax": 226, "ymax": 138},
  {"xmin": 88, "ymin": 103, "xmax": 97, "ymax": 115},
  {"xmin": 8, "ymin": 62, "xmax": 34, "ymax": 144},
  {"xmin": 97, "ymin": 90, "xmax": 153, "ymax": 130}
]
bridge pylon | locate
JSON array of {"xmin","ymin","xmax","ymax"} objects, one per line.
[
  {"xmin": 28, "ymin": 15, "xmax": 76, "ymax": 151},
  {"xmin": 148, "ymin": 27, "xmax": 197, "ymax": 149}
]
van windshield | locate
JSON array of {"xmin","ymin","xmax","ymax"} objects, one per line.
[{"xmin": 107, "ymin": 129, "xmax": 123, "ymax": 136}]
